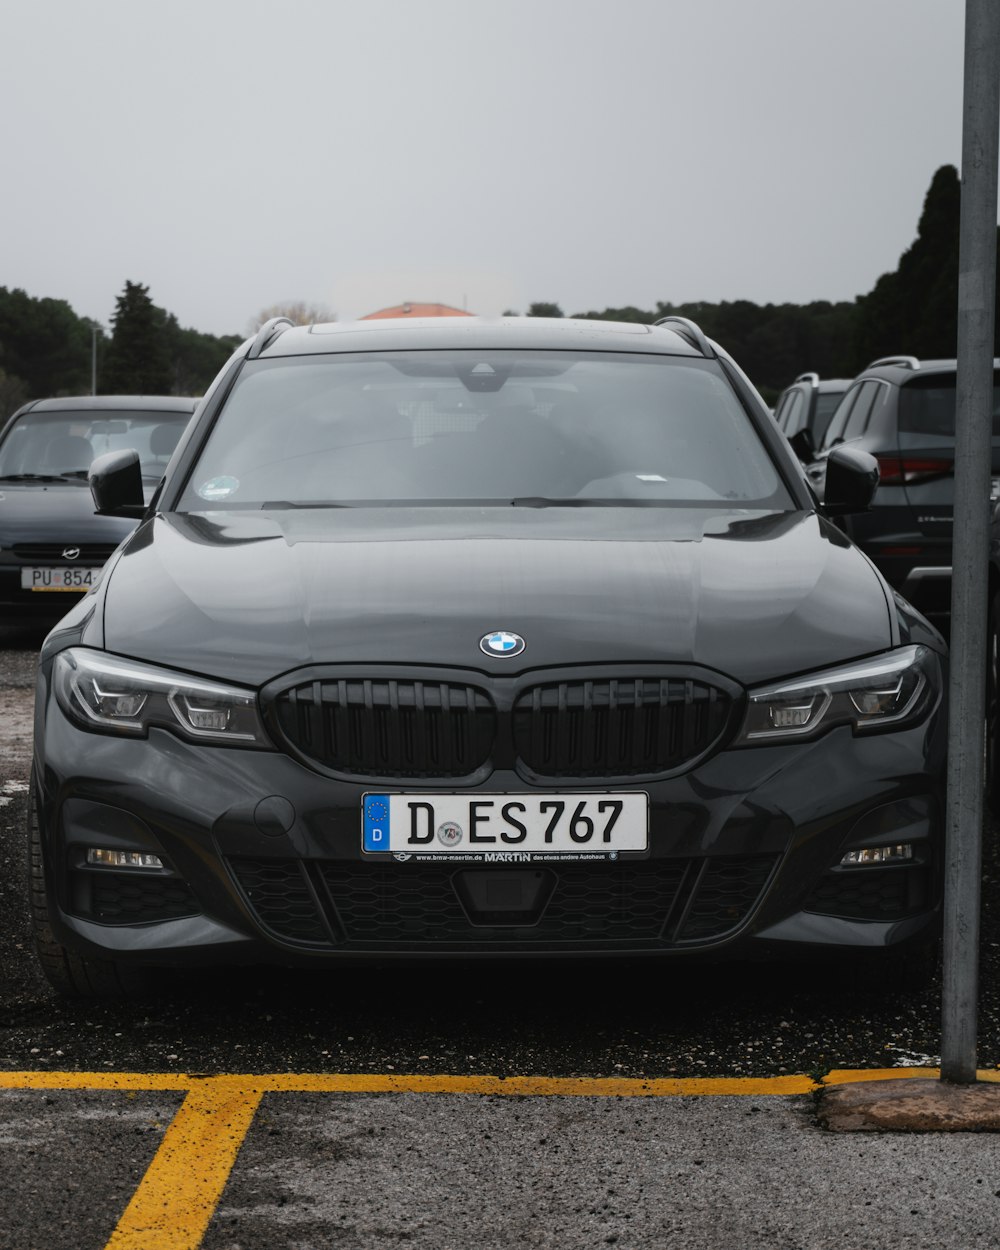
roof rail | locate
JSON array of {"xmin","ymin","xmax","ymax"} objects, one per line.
[
  {"xmin": 248, "ymin": 316, "xmax": 295, "ymax": 360},
  {"xmin": 652, "ymin": 316, "xmax": 716, "ymax": 358},
  {"xmin": 794, "ymin": 372, "xmax": 819, "ymax": 385},
  {"xmin": 867, "ymin": 355, "xmax": 919, "ymax": 371}
]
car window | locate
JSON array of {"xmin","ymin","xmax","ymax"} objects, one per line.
[
  {"xmin": 841, "ymin": 381, "xmax": 882, "ymax": 441},
  {"xmin": 811, "ymin": 391, "xmax": 847, "ymax": 446},
  {"xmin": 897, "ymin": 373, "xmax": 1000, "ymax": 449},
  {"xmin": 177, "ymin": 351, "xmax": 794, "ymax": 511},
  {"xmin": 0, "ymin": 410, "xmax": 190, "ymax": 479},
  {"xmin": 783, "ymin": 391, "xmax": 806, "ymax": 436},
  {"xmin": 820, "ymin": 385, "xmax": 861, "ymax": 451}
]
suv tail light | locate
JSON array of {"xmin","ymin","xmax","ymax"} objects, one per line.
[{"xmin": 875, "ymin": 456, "xmax": 952, "ymax": 485}]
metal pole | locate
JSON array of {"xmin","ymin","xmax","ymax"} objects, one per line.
[
  {"xmin": 941, "ymin": 0, "xmax": 1000, "ymax": 1085},
  {"xmin": 91, "ymin": 323, "xmax": 98, "ymax": 396}
]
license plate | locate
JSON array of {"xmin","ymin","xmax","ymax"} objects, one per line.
[
  {"xmin": 21, "ymin": 566, "xmax": 96, "ymax": 592},
  {"xmin": 362, "ymin": 792, "xmax": 648, "ymax": 859}
]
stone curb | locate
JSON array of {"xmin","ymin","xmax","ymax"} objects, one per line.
[{"xmin": 818, "ymin": 1077, "xmax": 1000, "ymax": 1132}]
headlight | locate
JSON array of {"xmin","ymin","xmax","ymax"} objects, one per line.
[
  {"xmin": 735, "ymin": 645, "xmax": 937, "ymax": 745},
  {"xmin": 53, "ymin": 648, "xmax": 272, "ymax": 748}
]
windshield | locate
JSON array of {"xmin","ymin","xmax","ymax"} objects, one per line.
[
  {"xmin": 178, "ymin": 351, "xmax": 791, "ymax": 510},
  {"xmin": 898, "ymin": 373, "xmax": 1000, "ymax": 449},
  {"xmin": 0, "ymin": 410, "xmax": 190, "ymax": 480}
]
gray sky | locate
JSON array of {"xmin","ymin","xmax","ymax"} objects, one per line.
[{"xmin": 0, "ymin": 0, "xmax": 972, "ymax": 336}]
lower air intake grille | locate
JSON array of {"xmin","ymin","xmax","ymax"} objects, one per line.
[
  {"xmin": 226, "ymin": 855, "xmax": 777, "ymax": 950},
  {"xmin": 678, "ymin": 855, "xmax": 780, "ymax": 941},
  {"xmin": 272, "ymin": 678, "xmax": 496, "ymax": 778},
  {"xmin": 74, "ymin": 872, "xmax": 199, "ymax": 925},
  {"xmin": 804, "ymin": 867, "xmax": 929, "ymax": 921},
  {"xmin": 228, "ymin": 857, "xmax": 331, "ymax": 944},
  {"xmin": 321, "ymin": 861, "xmax": 691, "ymax": 945},
  {"xmin": 513, "ymin": 677, "xmax": 733, "ymax": 778}
]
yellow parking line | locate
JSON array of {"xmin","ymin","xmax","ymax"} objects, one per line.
[
  {"xmin": 104, "ymin": 1081, "xmax": 263, "ymax": 1250},
  {"xmin": 0, "ymin": 1070, "xmax": 816, "ymax": 1095},
  {"xmin": 2, "ymin": 1067, "xmax": 999, "ymax": 1097},
  {"xmin": 0, "ymin": 1071, "xmax": 194, "ymax": 1091},
  {"xmin": 4, "ymin": 1067, "xmax": 1000, "ymax": 1097}
]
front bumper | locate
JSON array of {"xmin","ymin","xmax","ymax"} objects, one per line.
[{"xmin": 33, "ymin": 670, "xmax": 947, "ymax": 968}]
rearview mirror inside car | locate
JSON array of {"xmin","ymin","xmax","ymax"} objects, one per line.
[
  {"xmin": 89, "ymin": 449, "xmax": 145, "ymax": 518},
  {"xmin": 823, "ymin": 445, "xmax": 879, "ymax": 515}
]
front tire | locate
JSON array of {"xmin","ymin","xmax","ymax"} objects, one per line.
[{"xmin": 28, "ymin": 770, "xmax": 153, "ymax": 999}]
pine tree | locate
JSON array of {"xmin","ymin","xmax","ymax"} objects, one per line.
[
  {"xmin": 853, "ymin": 166, "xmax": 961, "ymax": 366},
  {"xmin": 101, "ymin": 281, "xmax": 174, "ymax": 394}
]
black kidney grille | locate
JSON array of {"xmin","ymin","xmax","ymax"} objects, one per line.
[
  {"xmin": 513, "ymin": 677, "xmax": 732, "ymax": 778},
  {"xmin": 273, "ymin": 679, "xmax": 496, "ymax": 778},
  {"xmin": 13, "ymin": 542, "xmax": 118, "ymax": 563}
]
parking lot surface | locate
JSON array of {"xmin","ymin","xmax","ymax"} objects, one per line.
[{"xmin": 3, "ymin": 622, "xmax": 1000, "ymax": 1248}]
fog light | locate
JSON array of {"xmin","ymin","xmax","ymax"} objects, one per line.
[
  {"xmin": 87, "ymin": 848, "xmax": 163, "ymax": 869},
  {"xmin": 840, "ymin": 843, "xmax": 914, "ymax": 866}
]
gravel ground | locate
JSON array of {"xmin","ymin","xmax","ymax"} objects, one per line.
[{"xmin": 2, "ymin": 624, "xmax": 998, "ymax": 1080}]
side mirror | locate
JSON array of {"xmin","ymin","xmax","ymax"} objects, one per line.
[
  {"xmin": 788, "ymin": 428, "xmax": 815, "ymax": 463},
  {"xmin": 823, "ymin": 445, "xmax": 879, "ymax": 515},
  {"xmin": 90, "ymin": 449, "xmax": 145, "ymax": 518}
]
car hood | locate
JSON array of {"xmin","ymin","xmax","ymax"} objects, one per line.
[
  {"xmin": 0, "ymin": 482, "xmax": 137, "ymax": 545},
  {"xmin": 100, "ymin": 507, "xmax": 892, "ymax": 688}
]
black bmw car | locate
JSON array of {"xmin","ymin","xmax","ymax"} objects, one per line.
[
  {"xmin": 0, "ymin": 395, "xmax": 197, "ymax": 620},
  {"xmin": 30, "ymin": 316, "xmax": 947, "ymax": 996}
]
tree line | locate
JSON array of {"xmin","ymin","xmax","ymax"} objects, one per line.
[
  {"xmin": 520, "ymin": 166, "xmax": 1000, "ymax": 401},
  {"xmin": 0, "ymin": 281, "xmax": 242, "ymax": 418},
  {"xmin": 1, "ymin": 165, "xmax": 996, "ymax": 417}
]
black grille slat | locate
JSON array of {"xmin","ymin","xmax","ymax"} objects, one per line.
[
  {"xmin": 514, "ymin": 677, "xmax": 732, "ymax": 779},
  {"xmin": 273, "ymin": 678, "xmax": 496, "ymax": 778}
]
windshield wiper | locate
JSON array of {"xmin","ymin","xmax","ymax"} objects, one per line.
[
  {"xmin": 0, "ymin": 473, "xmax": 74, "ymax": 483},
  {"xmin": 509, "ymin": 496, "xmax": 607, "ymax": 508},
  {"xmin": 260, "ymin": 500, "xmax": 355, "ymax": 510}
]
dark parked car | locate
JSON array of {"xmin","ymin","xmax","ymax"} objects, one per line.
[
  {"xmin": 801, "ymin": 355, "xmax": 1000, "ymax": 625},
  {"xmin": 0, "ymin": 396, "xmax": 198, "ymax": 620},
  {"xmin": 773, "ymin": 372, "xmax": 851, "ymax": 453},
  {"xmin": 30, "ymin": 316, "xmax": 946, "ymax": 996}
]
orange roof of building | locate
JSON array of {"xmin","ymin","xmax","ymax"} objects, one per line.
[{"xmin": 360, "ymin": 302, "xmax": 473, "ymax": 320}]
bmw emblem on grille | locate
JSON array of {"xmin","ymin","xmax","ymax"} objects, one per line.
[
  {"xmin": 62, "ymin": 547, "xmax": 80, "ymax": 560},
  {"xmin": 480, "ymin": 631, "xmax": 525, "ymax": 657}
]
